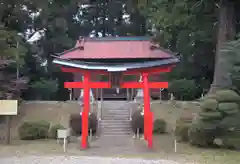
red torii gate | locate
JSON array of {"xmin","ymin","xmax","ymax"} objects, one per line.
[{"xmin": 53, "ymin": 37, "xmax": 179, "ymax": 149}]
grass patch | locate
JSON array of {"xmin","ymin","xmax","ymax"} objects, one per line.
[{"xmin": 151, "ymin": 135, "xmax": 240, "ymax": 164}]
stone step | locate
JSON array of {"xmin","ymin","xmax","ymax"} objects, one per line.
[
  {"xmin": 104, "ymin": 108, "xmax": 130, "ymax": 112},
  {"xmin": 103, "ymin": 110, "xmax": 129, "ymax": 114},
  {"xmin": 100, "ymin": 128, "xmax": 131, "ymax": 132},
  {"xmin": 101, "ymin": 117, "xmax": 129, "ymax": 120},
  {"xmin": 100, "ymin": 125, "xmax": 131, "ymax": 130},
  {"xmin": 101, "ymin": 133, "xmax": 132, "ymax": 136},
  {"xmin": 102, "ymin": 114, "xmax": 129, "ymax": 116},
  {"xmin": 102, "ymin": 111, "xmax": 130, "ymax": 116},
  {"xmin": 96, "ymin": 101, "xmax": 135, "ymax": 137},
  {"xmin": 101, "ymin": 128, "xmax": 131, "ymax": 132},
  {"xmin": 103, "ymin": 111, "xmax": 129, "ymax": 114},
  {"xmin": 101, "ymin": 119, "xmax": 130, "ymax": 121},
  {"xmin": 102, "ymin": 116, "xmax": 129, "ymax": 119},
  {"xmin": 100, "ymin": 124, "xmax": 131, "ymax": 128},
  {"xmin": 101, "ymin": 133, "xmax": 131, "ymax": 137},
  {"xmin": 99, "ymin": 125, "xmax": 131, "ymax": 128},
  {"xmin": 99, "ymin": 120, "xmax": 131, "ymax": 124},
  {"xmin": 101, "ymin": 131, "xmax": 131, "ymax": 136},
  {"xmin": 99, "ymin": 123, "xmax": 131, "ymax": 127},
  {"xmin": 100, "ymin": 128, "xmax": 131, "ymax": 131},
  {"xmin": 102, "ymin": 113, "xmax": 129, "ymax": 117},
  {"xmin": 101, "ymin": 107, "xmax": 131, "ymax": 110},
  {"xmin": 99, "ymin": 125, "xmax": 131, "ymax": 129}
]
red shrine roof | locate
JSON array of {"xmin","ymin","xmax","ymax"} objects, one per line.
[
  {"xmin": 58, "ymin": 37, "xmax": 174, "ymax": 59},
  {"xmin": 53, "ymin": 37, "xmax": 180, "ymax": 72}
]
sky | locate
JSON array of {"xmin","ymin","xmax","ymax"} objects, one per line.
[{"xmin": 26, "ymin": 29, "xmax": 45, "ymax": 43}]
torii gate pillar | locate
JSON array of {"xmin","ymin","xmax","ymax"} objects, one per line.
[
  {"xmin": 81, "ymin": 72, "xmax": 90, "ymax": 149},
  {"xmin": 142, "ymin": 73, "xmax": 153, "ymax": 148}
]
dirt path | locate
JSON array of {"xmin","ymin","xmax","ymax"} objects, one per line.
[
  {"xmin": 68, "ymin": 136, "xmax": 150, "ymax": 156},
  {"xmin": 0, "ymin": 156, "xmax": 182, "ymax": 164}
]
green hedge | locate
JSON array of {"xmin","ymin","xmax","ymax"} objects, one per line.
[
  {"xmin": 69, "ymin": 113, "xmax": 98, "ymax": 136},
  {"xmin": 18, "ymin": 120, "xmax": 50, "ymax": 140},
  {"xmin": 174, "ymin": 117, "xmax": 193, "ymax": 142},
  {"xmin": 153, "ymin": 119, "xmax": 167, "ymax": 134},
  {"xmin": 168, "ymin": 79, "xmax": 200, "ymax": 101}
]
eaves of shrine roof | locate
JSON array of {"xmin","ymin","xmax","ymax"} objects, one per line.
[{"xmin": 53, "ymin": 57, "xmax": 179, "ymax": 72}]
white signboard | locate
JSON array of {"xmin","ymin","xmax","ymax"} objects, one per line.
[
  {"xmin": 57, "ymin": 129, "xmax": 70, "ymax": 139},
  {"xmin": 0, "ymin": 100, "xmax": 18, "ymax": 115},
  {"xmin": 57, "ymin": 129, "xmax": 70, "ymax": 153}
]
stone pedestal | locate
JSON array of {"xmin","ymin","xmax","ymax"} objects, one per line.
[
  {"xmin": 78, "ymin": 89, "xmax": 95, "ymax": 105},
  {"xmin": 134, "ymin": 88, "xmax": 152, "ymax": 103},
  {"xmin": 134, "ymin": 89, "xmax": 144, "ymax": 103}
]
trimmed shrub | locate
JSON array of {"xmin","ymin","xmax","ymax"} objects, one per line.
[
  {"xmin": 200, "ymin": 99, "xmax": 218, "ymax": 112},
  {"xmin": 190, "ymin": 89, "xmax": 240, "ymax": 149},
  {"xmin": 131, "ymin": 110, "xmax": 144, "ymax": 134},
  {"xmin": 174, "ymin": 117, "xmax": 193, "ymax": 142},
  {"xmin": 215, "ymin": 127, "xmax": 240, "ymax": 150},
  {"xmin": 19, "ymin": 120, "xmax": 50, "ymax": 140},
  {"xmin": 221, "ymin": 133, "xmax": 240, "ymax": 150},
  {"xmin": 19, "ymin": 122, "xmax": 38, "ymax": 140},
  {"xmin": 175, "ymin": 124, "xmax": 190, "ymax": 142},
  {"xmin": 69, "ymin": 114, "xmax": 82, "ymax": 136},
  {"xmin": 188, "ymin": 122, "xmax": 216, "ymax": 147},
  {"xmin": 218, "ymin": 113, "xmax": 240, "ymax": 150},
  {"xmin": 69, "ymin": 112, "xmax": 98, "ymax": 136},
  {"xmin": 198, "ymin": 111, "xmax": 222, "ymax": 121},
  {"xmin": 89, "ymin": 113, "xmax": 97, "ymax": 135},
  {"xmin": 192, "ymin": 119, "xmax": 220, "ymax": 130},
  {"xmin": 219, "ymin": 114, "xmax": 240, "ymax": 133},
  {"xmin": 214, "ymin": 90, "xmax": 240, "ymax": 103},
  {"xmin": 49, "ymin": 124, "xmax": 65, "ymax": 139},
  {"xmin": 35, "ymin": 120, "xmax": 51, "ymax": 138},
  {"xmin": 218, "ymin": 102, "xmax": 238, "ymax": 111},
  {"xmin": 153, "ymin": 119, "xmax": 167, "ymax": 134},
  {"xmin": 168, "ymin": 79, "xmax": 200, "ymax": 101},
  {"xmin": 218, "ymin": 102, "xmax": 239, "ymax": 115}
]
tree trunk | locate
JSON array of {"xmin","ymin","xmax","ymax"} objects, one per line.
[{"xmin": 209, "ymin": 0, "xmax": 235, "ymax": 93}]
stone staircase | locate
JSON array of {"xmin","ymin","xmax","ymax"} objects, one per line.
[
  {"xmin": 99, "ymin": 120, "xmax": 132, "ymax": 136},
  {"xmin": 98, "ymin": 101, "xmax": 136, "ymax": 136}
]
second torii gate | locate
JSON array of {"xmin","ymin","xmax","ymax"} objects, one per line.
[{"xmin": 61, "ymin": 66, "xmax": 173, "ymax": 149}]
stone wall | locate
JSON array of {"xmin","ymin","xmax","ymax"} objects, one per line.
[
  {"xmin": 0, "ymin": 100, "xmax": 200, "ymax": 142},
  {"xmin": 3, "ymin": 101, "xmax": 85, "ymax": 141}
]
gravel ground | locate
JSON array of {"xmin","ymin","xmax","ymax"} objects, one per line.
[{"xmin": 0, "ymin": 156, "xmax": 182, "ymax": 164}]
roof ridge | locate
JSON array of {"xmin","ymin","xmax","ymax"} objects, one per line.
[{"xmin": 77, "ymin": 36, "xmax": 152, "ymax": 42}]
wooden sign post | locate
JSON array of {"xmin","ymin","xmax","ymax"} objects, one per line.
[{"xmin": 0, "ymin": 100, "xmax": 18, "ymax": 144}]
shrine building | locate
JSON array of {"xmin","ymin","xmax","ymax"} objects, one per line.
[{"xmin": 53, "ymin": 37, "xmax": 179, "ymax": 149}]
